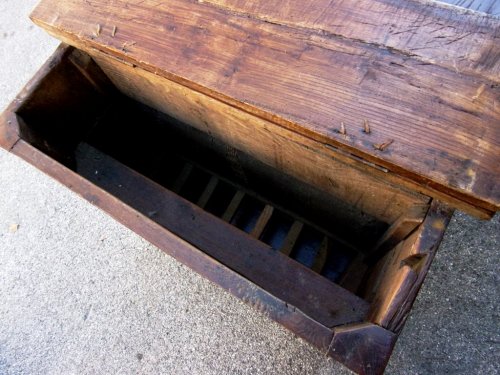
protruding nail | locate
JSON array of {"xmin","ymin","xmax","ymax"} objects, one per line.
[
  {"xmin": 363, "ymin": 120, "xmax": 371, "ymax": 134},
  {"xmin": 339, "ymin": 122, "xmax": 346, "ymax": 135},
  {"xmin": 373, "ymin": 139, "xmax": 394, "ymax": 151}
]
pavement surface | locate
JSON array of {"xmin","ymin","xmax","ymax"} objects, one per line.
[{"xmin": 0, "ymin": 1, "xmax": 498, "ymax": 374}]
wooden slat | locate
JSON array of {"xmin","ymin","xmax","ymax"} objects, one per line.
[
  {"xmin": 30, "ymin": 0, "xmax": 500, "ymax": 215},
  {"xmin": 339, "ymin": 254, "xmax": 369, "ymax": 294},
  {"xmin": 72, "ymin": 143, "xmax": 369, "ymax": 328},
  {"xmin": 171, "ymin": 162, "xmax": 193, "ymax": 193},
  {"xmin": 311, "ymin": 237, "xmax": 328, "ymax": 273},
  {"xmin": 250, "ymin": 204, "xmax": 274, "ymax": 238},
  {"xmin": 222, "ymin": 190, "xmax": 245, "ymax": 222},
  {"xmin": 196, "ymin": 175, "xmax": 219, "ymax": 208},
  {"xmin": 280, "ymin": 221, "xmax": 303, "ymax": 256}
]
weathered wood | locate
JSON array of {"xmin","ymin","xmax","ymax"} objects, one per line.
[
  {"xmin": 367, "ymin": 204, "xmax": 429, "ymax": 262},
  {"xmin": 171, "ymin": 162, "xmax": 193, "ymax": 193},
  {"xmin": 74, "ymin": 143, "xmax": 370, "ymax": 328},
  {"xmin": 201, "ymin": 0, "xmax": 500, "ymax": 81},
  {"xmin": 363, "ymin": 201, "xmax": 454, "ymax": 331},
  {"xmin": 7, "ymin": 138, "xmax": 335, "ymax": 352},
  {"xmin": 311, "ymin": 237, "xmax": 328, "ymax": 273},
  {"xmin": 339, "ymin": 254, "xmax": 369, "ymax": 294},
  {"xmin": 280, "ymin": 221, "xmax": 304, "ymax": 256},
  {"xmin": 31, "ymin": 0, "xmax": 500, "ymax": 215},
  {"xmin": 0, "ymin": 45, "xmax": 70, "ymax": 150},
  {"xmin": 250, "ymin": 204, "xmax": 274, "ymax": 238},
  {"xmin": 222, "ymin": 190, "xmax": 246, "ymax": 222},
  {"xmin": 329, "ymin": 323, "xmax": 397, "ymax": 375},
  {"xmin": 197, "ymin": 175, "xmax": 219, "ymax": 208}
]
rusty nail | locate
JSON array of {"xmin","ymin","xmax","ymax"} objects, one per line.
[
  {"xmin": 373, "ymin": 139, "xmax": 394, "ymax": 151},
  {"xmin": 363, "ymin": 119, "xmax": 371, "ymax": 134}
]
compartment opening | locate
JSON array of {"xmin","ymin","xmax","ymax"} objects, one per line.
[{"xmin": 13, "ymin": 48, "xmax": 433, "ymax": 328}]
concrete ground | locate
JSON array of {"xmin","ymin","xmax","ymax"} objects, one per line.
[{"xmin": 0, "ymin": 1, "xmax": 498, "ymax": 374}]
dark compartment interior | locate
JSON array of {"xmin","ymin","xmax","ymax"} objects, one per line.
[{"xmin": 11, "ymin": 49, "xmax": 430, "ymax": 328}]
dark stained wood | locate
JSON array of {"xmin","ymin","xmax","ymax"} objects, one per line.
[
  {"xmin": 30, "ymin": 0, "xmax": 500, "ymax": 216},
  {"xmin": 311, "ymin": 237, "xmax": 328, "ymax": 273},
  {"xmin": 197, "ymin": 175, "xmax": 219, "ymax": 208},
  {"xmin": 363, "ymin": 201, "xmax": 454, "ymax": 330},
  {"xmin": 367, "ymin": 204, "xmax": 429, "ymax": 262},
  {"xmin": 329, "ymin": 323, "xmax": 397, "ymax": 375},
  {"xmin": 339, "ymin": 254, "xmax": 369, "ymax": 294},
  {"xmin": 171, "ymin": 162, "xmax": 193, "ymax": 193},
  {"xmin": 222, "ymin": 190, "xmax": 246, "ymax": 222},
  {"xmin": 0, "ymin": 44, "xmax": 73, "ymax": 151},
  {"xmin": 74, "ymin": 143, "xmax": 370, "ymax": 328},
  {"xmin": 7, "ymin": 138, "xmax": 335, "ymax": 352}
]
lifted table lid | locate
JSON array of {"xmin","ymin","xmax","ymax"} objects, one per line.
[{"xmin": 30, "ymin": 0, "xmax": 500, "ymax": 217}]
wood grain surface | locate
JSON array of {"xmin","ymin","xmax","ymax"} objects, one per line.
[{"xmin": 30, "ymin": 0, "xmax": 500, "ymax": 215}]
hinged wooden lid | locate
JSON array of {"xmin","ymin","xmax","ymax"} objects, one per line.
[{"xmin": 30, "ymin": 0, "xmax": 500, "ymax": 217}]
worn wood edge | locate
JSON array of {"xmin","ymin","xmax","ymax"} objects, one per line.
[
  {"xmin": 0, "ymin": 43, "xmax": 73, "ymax": 151},
  {"xmin": 328, "ymin": 322, "xmax": 397, "ymax": 375},
  {"xmin": 385, "ymin": 201, "xmax": 454, "ymax": 333},
  {"xmin": 368, "ymin": 204, "xmax": 430, "ymax": 261},
  {"xmin": 200, "ymin": 0, "xmax": 500, "ymax": 83},
  {"xmin": 366, "ymin": 200, "xmax": 454, "ymax": 329},
  {"xmin": 9, "ymin": 139, "xmax": 335, "ymax": 351}
]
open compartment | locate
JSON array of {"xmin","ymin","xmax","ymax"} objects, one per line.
[{"xmin": 0, "ymin": 45, "xmax": 454, "ymax": 374}]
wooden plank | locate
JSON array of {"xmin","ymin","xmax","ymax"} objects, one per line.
[
  {"xmin": 280, "ymin": 221, "xmax": 303, "ymax": 256},
  {"xmin": 362, "ymin": 201, "xmax": 454, "ymax": 331},
  {"xmin": 196, "ymin": 175, "xmax": 219, "ymax": 208},
  {"xmin": 201, "ymin": 0, "xmax": 500, "ymax": 82},
  {"xmin": 222, "ymin": 190, "xmax": 245, "ymax": 222},
  {"xmin": 73, "ymin": 143, "xmax": 370, "ymax": 328},
  {"xmin": 7, "ymin": 138, "xmax": 334, "ymax": 352},
  {"xmin": 250, "ymin": 204, "xmax": 274, "ymax": 238},
  {"xmin": 30, "ymin": 0, "xmax": 500, "ymax": 214}
]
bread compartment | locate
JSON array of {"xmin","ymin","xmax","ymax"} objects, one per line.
[{"xmin": 3, "ymin": 46, "xmax": 452, "ymax": 345}]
